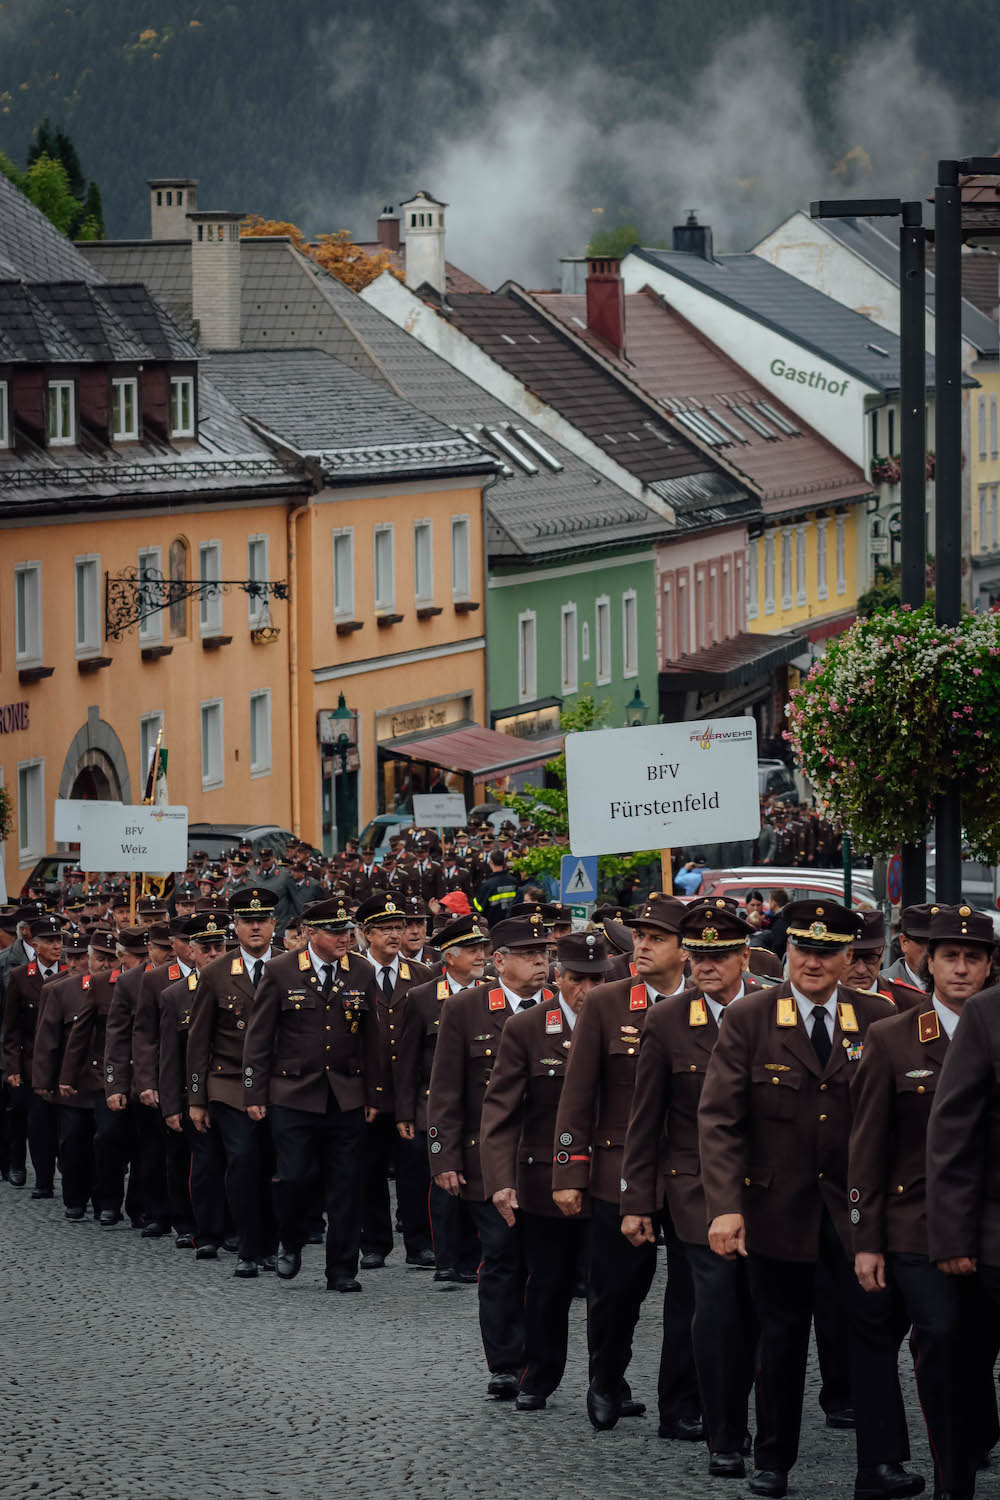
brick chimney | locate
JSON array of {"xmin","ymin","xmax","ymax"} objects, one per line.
[
  {"xmin": 401, "ymin": 190, "xmax": 447, "ymax": 297},
  {"xmin": 672, "ymin": 210, "xmax": 714, "ymax": 261},
  {"xmin": 187, "ymin": 210, "xmax": 245, "ymax": 350},
  {"xmin": 148, "ymin": 178, "xmax": 198, "ymax": 239},
  {"xmin": 377, "ymin": 206, "xmax": 401, "ymax": 253},
  {"xmin": 585, "ymin": 257, "xmax": 625, "ymax": 355}
]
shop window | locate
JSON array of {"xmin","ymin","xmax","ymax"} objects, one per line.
[{"xmin": 74, "ymin": 556, "xmax": 100, "ymax": 655}]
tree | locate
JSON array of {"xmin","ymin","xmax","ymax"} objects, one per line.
[
  {"xmin": 241, "ymin": 216, "xmax": 404, "ymax": 291},
  {"xmin": 22, "ymin": 154, "xmax": 81, "ymax": 236},
  {"xmin": 10, "ymin": 121, "xmax": 104, "ymax": 240},
  {"xmin": 586, "ymin": 224, "xmax": 665, "ymax": 258}
]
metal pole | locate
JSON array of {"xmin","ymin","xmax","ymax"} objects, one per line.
[
  {"xmin": 899, "ymin": 201, "xmax": 928, "ymax": 906},
  {"xmin": 842, "ymin": 832, "xmax": 853, "ymax": 908},
  {"xmin": 933, "ymin": 161, "xmax": 964, "ymax": 902}
]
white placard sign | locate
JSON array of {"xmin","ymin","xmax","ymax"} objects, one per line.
[
  {"xmin": 565, "ymin": 719, "xmax": 760, "ymax": 856},
  {"xmin": 54, "ymin": 798, "xmax": 119, "ymax": 842},
  {"xmin": 412, "ymin": 793, "xmax": 468, "ymax": 828},
  {"xmin": 78, "ymin": 803, "xmax": 189, "ymax": 873}
]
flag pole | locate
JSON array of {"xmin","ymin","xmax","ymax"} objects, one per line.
[{"xmin": 141, "ymin": 726, "xmax": 163, "ymax": 899}]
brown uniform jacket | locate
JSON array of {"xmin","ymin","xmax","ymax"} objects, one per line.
[
  {"xmin": 242, "ymin": 947, "xmax": 379, "ymax": 1113},
  {"xmin": 927, "ymin": 984, "xmax": 1000, "ymax": 1267},
  {"xmin": 158, "ymin": 972, "xmax": 199, "ymax": 1119},
  {"xmin": 61, "ymin": 971, "xmax": 120, "ymax": 1098},
  {"xmin": 848, "ymin": 1002, "xmax": 950, "ymax": 1258},
  {"xmin": 396, "ymin": 973, "xmax": 459, "ymax": 1130},
  {"xmin": 552, "ymin": 974, "xmax": 690, "ymax": 1205},
  {"xmin": 103, "ymin": 961, "xmax": 153, "ymax": 1098},
  {"xmin": 132, "ymin": 961, "xmax": 188, "ymax": 1096},
  {"xmin": 187, "ymin": 949, "xmax": 271, "ymax": 1111},
  {"xmin": 748, "ymin": 948, "xmax": 783, "ymax": 981},
  {"xmin": 698, "ymin": 979, "xmax": 893, "ymax": 1261},
  {"xmin": 427, "ymin": 982, "xmax": 554, "ymax": 1201},
  {"xmin": 480, "ymin": 998, "xmax": 579, "ymax": 1217},
  {"xmin": 621, "ymin": 981, "xmax": 766, "ymax": 1241},
  {"xmin": 349, "ymin": 864, "xmax": 387, "ymax": 902},
  {"xmin": 363, "ymin": 955, "xmax": 431, "ymax": 1115},
  {"xmin": 3, "ymin": 960, "xmax": 66, "ymax": 1081},
  {"xmin": 32, "ymin": 972, "xmax": 102, "ymax": 1107}
]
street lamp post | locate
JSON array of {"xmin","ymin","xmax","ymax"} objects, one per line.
[
  {"xmin": 329, "ymin": 692, "xmax": 358, "ymax": 853},
  {"xmin": 625, "ymin": 685, "xmax": 649, "ymax": 727}
]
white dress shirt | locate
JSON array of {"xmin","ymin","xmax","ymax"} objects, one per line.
[
  {"xmin": 705, "ymin": 980, "xmax": 746, "ymax": 1027},
  {"xmin": 23, "ymin": 941, "xmax": 36, "ymax": 963},
  {"xmin": 308, "ymin": 944, "xmax": 338, "ymax": 984},
  {"xmin": 932, "ymin": 994, "xmax": 960, "ymax": 1039},
  {"xmin": 904, "ymin": 960, "xmax": 928, "ymax": 991},
  {"xmin": 791, "ymin": 982, "xmax": 838, "ymax": 1043},
  {"xmin": 558, "ymin": 995, "xmax": 578, "ymax": 1031},
  {"xmin": 645, "ymin": 976, "xmax": 687, "ymax": 1006},
  {"xmin": 499, "ymin": 978, "xmax": 543, "ymax": 1013},
  {"xmin": 239, "ymin": 946, "xmax": 272, "ymax": 977}
]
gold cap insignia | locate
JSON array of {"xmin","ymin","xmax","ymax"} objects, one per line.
[
  {"xmin": 810, "ymin": 921, "xmax": 827, "ymax": 938},
  {"xmin": 250, "ymin": 897, "xmax": 261, "ymax": 911},
  {"xmin": 206, "ymin": 919, "xmax": 218, "ymax": 933},
  {"xmin": 337, "ymin": 908, "xmax": 347, "ymax": 920},
  {"xmin": 386, "ymin": 900, "xmax": 396, "ymax": 913},
  {"xmin": 701, "ymin": 926, "xmax": 718, "ymax": 943}
]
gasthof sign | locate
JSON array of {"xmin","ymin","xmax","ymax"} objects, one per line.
[{"xmin": 565, "ymin": 719, "xmax": 761, "ymax": 856}]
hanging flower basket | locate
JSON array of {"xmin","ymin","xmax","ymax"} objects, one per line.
[
  {"xmin": 870, "ymin": 454, "xmax": 901, "ymax": 485},
  {"xmin": 785, "ymin": 603, "xmax": 1000, "ymax": 860},
  {"xmin": 925, "ymin": 451, "xmax": 935, "ymax": 480},
  {"xmin": 0, "ymin": 784, "xmax": 12, "ymax": 843}
]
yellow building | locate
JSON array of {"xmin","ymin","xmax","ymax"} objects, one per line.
[{"xmin": 746, "ymin": 506, "xmax": 861, "ymax": 636}]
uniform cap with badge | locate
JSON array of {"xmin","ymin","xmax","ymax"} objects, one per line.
[
  {"xmin": 116, "ymin": 925, "xmax": 150, "ymax": 954},
  {"xmin": 679, "ymin": 899, "xmax": 753, "ymax": 952},
  {"xmin": 28, "ymin": 913, "xmax": 64, "ymax": 940},
  {"xmin": 301, "ymin": 897, "xmax": 354, "ymax": 932},
  {"xmin": 490, "ymin": 914, "xmax": 552, "ymax": 950},
  {"xmin": 784, "ymin": 899, "xmax": 862, "ymax": 950},
  {"xmin": 852, "ymin": 910, "xmax": 886, "ymax": 953},
  {"xmin": 437, "ymin": 914, "xmax": 491, "ymax": 951},
  {"xmin": 926, "ymin": 903, "xmax": 996, "ymax": 950},
  {"xmin": 355, "ymin": 893, "xmax": 408, "ymax": 928},
  {"xmin": 898, "ymin": 903, "xmax": 939, "ymax": 942},
  {"xmin": 625, "ymin": 894, "xmax": 686, "ymax": 935},
  {"xmin": 555, "ymin": 931, "xmax": 609, "ymax": 974},
  {"xmin": 89, "ymin": 926, "xmax": 119, "ymax": 956},
  {"xmin": 179, "ymin": 911, "xmax": 229, "ymax": 943},
  {"xmin": 227, "ymin": 885, "xmax": 279, "ymax": 918}
]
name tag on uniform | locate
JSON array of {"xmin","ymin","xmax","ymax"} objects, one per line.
[{"xmin": 545, "ymin": 1008, "xmax": 562, "ymax": 1034}]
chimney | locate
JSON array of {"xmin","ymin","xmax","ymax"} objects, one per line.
[
  {"xmin": 585, "ymin": 257, "xmax": 625, "ymax": 355},
  {"xmin": 187, "ymin": 210, "xmax": 245, "ymax": 350},
  {"xmin": 148, "ymin": 178, "xmax": 198, "ymax": 240},
  {"xmin": 401, "ymin": 189, "xmax": 447, "ymax": 297},
  {"xmin": 672, "ymin": 210, "xmax": 714, "ymax": 261},
  {"xmin": 377, "ymin": 205, "xmax": 401, "ymax": 253}
]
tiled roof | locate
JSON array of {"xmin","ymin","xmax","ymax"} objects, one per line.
[
  {"xmin": 630, "ymin": 246, "xmax": 940, "ymax": 393},
  {"xmin": 536, "ymin": 287, "xmax": 872, "ymax": 514},
  {"xmin": 0, "ymin": 171, "xmax": 104, "ymax": 284},
  {"xmin": 349, "ymin": 244, "xmax": 487, "ymax": 295},
  {"xmin": 0, "ymin": 280, "xmax": 197, "ymax": 363},
  {"xmin": 925, "ymin": 245, "xmax": 1000, "ymax": 324}
]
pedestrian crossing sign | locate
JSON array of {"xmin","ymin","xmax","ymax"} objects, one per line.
[{"xmin": 560, "ymin": 854, "xmax": 598, "ymax": 902}]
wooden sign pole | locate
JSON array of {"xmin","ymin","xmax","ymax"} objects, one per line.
[{"xmin": 660, "ymin": 849, "xmax": 674, "ymax": 896}]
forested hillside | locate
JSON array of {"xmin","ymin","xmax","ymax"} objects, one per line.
[{"xmin": 1, "ymin": 0, "xmax": 997, "ymax": 283}]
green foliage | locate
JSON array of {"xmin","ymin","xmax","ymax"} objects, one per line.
[
  {"xmin": 7, "ymin": 121, "xmax": 104, "ymax": 239},
  {"xmin": 23, "ymin": 154, "xmax": 80, "ymax": 234},
  {"xmin": 857, "ymin": 562, "xmax": 935, "ymax": 618},
  {"xmin": 587, "ymin": 223, "xmax": 644, "ymax": 258}
]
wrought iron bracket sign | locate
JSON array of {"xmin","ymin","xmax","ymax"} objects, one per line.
[{"xmin": 105, "ymin": 567, "xmax": 290, "ymax": 641}]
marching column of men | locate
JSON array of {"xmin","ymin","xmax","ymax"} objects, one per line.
[{"xmin": 11, "ymin": 876, "xmax": 1000, "ymax": 1500}]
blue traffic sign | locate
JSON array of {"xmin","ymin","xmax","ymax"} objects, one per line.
[
  {"xmin": 560, "ymin": 854, "xmax": 598, "ymax": 903},
  {"xmin": 887, "ymin": 853, "xmax": 902, "ymax": 905}
]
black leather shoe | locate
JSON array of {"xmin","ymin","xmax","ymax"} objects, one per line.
[
  {"xmin": 64, "ymin": 1205, "xmax": 86, "ymax": 1221},
  {"xmin": 233, "ymin": 1259, "xmax": 258, "ymax": 1278},
  {"xmin": 658, "ymin": 1415, "xmax": 705, "ymax": 1441},
  {"xmin": 456, "ymin": 1269, "xmax": 479, "ymax": 1284},
  {"xmin": 222, "ymin": 1235, "xmax": 239, "ymax": 1253},
  {"xmin": 587, "ymin": 1382, "xmax": 621, "ymax": 1431},
  {"xmin": 175, "ymin": 1233, "xmax": 195, "ymax": 1249},
  {"xmin": 620, "ymin": 1397, "xmax": 646, "ymax": 1418},
  {"xmin": 360, "ymin": 1251, "xmax": 385, "ymax": 1270},
  {"xmin": 327, "ymin": 1276, "xmax": 362, "ymax": 1292},
  {"xmin": 276, "ymin": 1248, "xmax": 301, "ymax": 1280},
  {"xmin": 433, "ymin": 1266, "xmax": 457, "ymax": 1282},
  {"xmin": 8, "ymin": 1168, "xmax": 26, "ymax": 1187},
  {"xmin": 99, "ymin": 1209, "xmax": 121, "ymax": 1226},
  {"xmin": 932, "ymin": 1491, "xmax": 974, "ymax": 1499},
  {"xmin": 709, "ymin": 1453, "xmax": 746, "ymax": 1479},
  {"xmin": 141, "ymin": 1221, "xmax": 167, "ymax": 1239},
  {"xmin": 487, "ymin": 1371, "xmax": 519, "ymax": 1400},
  {"xmin": 827, "ymin": 1407, "xmax": 857, "ymax": 1429},
  {"xmin": 854, "ymin": 1465, "xmax": 925, "ymax": 1499},
  {"xmin": 514, "ymin": 1391, "xmax": 546, "ymax": 1411},
  {"xmin": 749, "ymin": 1472, "xmax": 787, "ymax": 1498},
  {"xmin": 257, "ymin": 1255, "xmax": 276, "ymax": 1273},
  {"xmin": 195, "ymin": 1244, "xmax": 218, "ymax": 1260},
  {"xmin": 405, "ymin": 1248, "xmax": 437, "ymax": 1268},
  {"xmin": 305, "ymin": 1229, "xmax": 324, "ymax": 1245},
  {"xmin": 31, "ymin": 1186, "xmax": 54, "ymax": 1199}
]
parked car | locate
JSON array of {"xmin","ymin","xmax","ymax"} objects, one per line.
[
  {"xmin": 359, "ymin": 813, "xmax": 414, "ymax": 859},
  {"xmin": 757, "ymin": 760, "xmax": 799, "ymax": 805},
  {"xmin": 697, "ymin": 866, "xmax": 878, "ymax": 912},
  {"xmin": 186, "ymin": 823, "xmax": 294, "ymax": 864},
  {"xmin": 19, "ymin": 854, "xmax": 81, "ymax": 898}
]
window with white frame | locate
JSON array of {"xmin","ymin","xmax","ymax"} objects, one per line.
[
  {"xmin": 992, "ymin": 397, "xmax": 999, "ymax": 459},
  {"xmin": 0, "ymin": 380, "xmax": 9, "ymax": 449},
  {"xmin": 17, "ymin": 759, "xmax": 44, "ymax": 864},
  {"xmin": 816, "ymin": 519, "xmax": 829, "ymax": 600},
  {"xmin": 247, "ymin": 535, "xmax": 269, "ymax": 626},
  {"xmin": 332, "ymin": 529, "xmax": 354, "ymax": 618},
  {"xmin": 518, "ymin": 611, "xmax": 537, "ymax": 701},
  {"xmin": 14, "ymin": 562, "xmax": 42, "ymax": 663},
  {"xmin": 695, "ymin": 571, "xmax": 706, "ymax": 650},
  {"xmin": 560, "ymin": 603, "xmax": 578, "ymax": 693},
  {"xmin": 677, "ymin": 573, "xmax": 689, "ymax": 655},
  {"xmin": 413, "ymin": 520, "xmax": 434, "ymax": 603},
  {"xmin": 374, "ymin": 525, "xmax": 395, "ymax": 610},
  {"xmin": 993, "ymin": 485, "xmax": 999, "ymax": 552},
  {"xmin": 662, "ymin": 577, "xmax": 675, "ymax": 661},
  {"xmin": 111, "ymin": 377, "xmax": 139, "ymax": 441},
  {"xmin": 595, "ymin": 596, "xmax": 611, "ymax": 684},
  {"xmin": 707, "ymin": 568, "xmax": 718, "ymax": 645},
  {"xmin": 795, "ymin": 524, "xmax": 808, "ymax": 606},
  {"xmin": 200, "ymin": 699, "xmax": 224, "ymax": 789},
  {"xmin": 249, "ymin": 689, "xmax": 272, "ymax": 776},
  {"xmin": 74, "ymin": 556, "xmax": 100, "ymax": 654},
  {"xmin": 780, "ymin": 528, "xmax": 793, "ymax": 610},
  {"xmin": 979, "ymin": 486, "xmax": 989, "ymax": 553},
  {"xmin": 140, "ymin": 712, "xmax": 164, "ymax": 791},
  {"xmin": 763, "ymin": 533, "xmax": 776, "ymax": 614},
  {"xmin": 721, "ymin": 560, "xmax": 730, "ymax": 638},
  {"xmin": 137, "ymin": 546, "xmax": 162, "ymax": 643},
  {"xmin": 451, "ymin": 516, "xmax": 471, "ymax": 599},
  {"xmin": 170, "ymin": 376, "xmax": 195, "ymax": 437},
  {"xmin": 199, "ymin": 541, "xmax": 222, "ymax": 634},
  {"xmin": 581, "ymin": 620, "xmax": 591, "ymax": 662},
  {"xmin": 979, "ymin": 396, "xmax": 988, "ymax": 459},
  {"xmin": 835, "ymin": 514, "xmax": 847, "ymax": 595},
  {"xmin": 747, "ymin": 540, "xmax": 759, "ymax": 619},
  {"xmin": 47, "ymin": 380, "xmax": 74, "ymax": 445},
  {"xmin": 622, "ymin": 590, "xmax": 638, "ymax": 677},
  {"xmin": 734, "ymin": 555, "xmax": 744, "ymax": 632}
]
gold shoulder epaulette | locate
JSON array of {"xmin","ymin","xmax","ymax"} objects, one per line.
[
  {"xmin": 436, "ymin": 979, "xmax": 449, "ymax": 1000},
  {"xmin": 837, "ymin": 1002, "xmax": 859, "ymax": 1034},
  {"xmin": 298, "ymin": 950, "xmax": 311, "ymax": 971},
  {"xmin": 399, "ymin": 961, "xmax": 410, "ymax": 981},
  {"xmin": 188, "ymin": 972, "xmax": 198, "ymax": 991},
  {"xmin": 776, "ymin": 995, "xmax": 797, "ymax": 1027},
  {"xmin": 689, "ymin": 997, "xmax": 708, "ymax": 1027},
  {"xmin": 231, "ymin": 957, "xmax": 244, "ymax": 976}
]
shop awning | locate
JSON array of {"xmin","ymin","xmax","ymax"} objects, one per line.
[
  {"xmin": 386, "ymin": 723, "xmax": 564, "ymax": 777},
  {"xmin": 658, "ymin": 631, "xmax": 806, "ymax": 693}
]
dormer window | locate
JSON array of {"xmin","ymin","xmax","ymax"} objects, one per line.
[
  {"xmin": 47, "ymin": 380, "xmax": 75, "ymax": 445},
  {"xmin": 112, "ymin": 377, "xmax": 139, "ymax": 440},
  {"xmin": 170, "ymin": 375, "xmax": 195, "ymax": 438}
]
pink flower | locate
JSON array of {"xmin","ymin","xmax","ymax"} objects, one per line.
[{"xmin": 974, "ymin": 668, "xmax": 983, "ymax": 676}]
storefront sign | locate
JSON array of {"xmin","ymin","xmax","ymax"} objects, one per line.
[
  {"xmin": 769, "ymin": 358, "xmax": 850, "ymax": 397},
  {"xmin": 0, "ymin": 701, "xmax": 29, "ymax": 734},
  {"xmin": 412, "ymin": 793, "xmax": 468, "ymax": 828},
  {"xmin": 493, "ymin": 704, "xmax": 561, "ymax": 740},
  {"xmin": 377, "ymin": 694, "xmax": 471, "ymax": 742}
]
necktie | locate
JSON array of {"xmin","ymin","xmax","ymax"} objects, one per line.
[
  {"xmin": 519, "ymin": 996, "xmax": 537, "ymax": 1010},
  {"xmin": 654, "ymin": 993, "xmax": 665, "ymax": 1004},
  {"xmin": 810, "ymin": 1004, "xmax": 832, "ymax": 1067},
  {"xmin": 321, "ymin": 963, "xmax": 334, "ymax": 998},
  {"xmin": 252, "ymin": 959, "xmax": 264, "ymax": 988},
  {"xmin": 380, "ymin": 966, "xmax": 394, "ymax": 1003},
  {"xmin": 41, "ymin": 968, "xmax": 51, "ymax": 981}
]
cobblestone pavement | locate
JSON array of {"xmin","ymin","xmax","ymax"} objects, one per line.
[{"xmin": 3, "ymin": 1180, "xmax": 1000, "ymax": 1500}]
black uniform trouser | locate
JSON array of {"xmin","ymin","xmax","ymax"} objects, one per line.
[
  {"xmin": 467, "ymin": 1198, "xmax": 526, "ymax": 1372},
  {"xmin": 361, "ymin": 1112, "xmax": 432, "ymax": 1258},
  {"xmin": 163, "ymin": 1117, "xmax": 195, "ymax": 1235},
  {"xmin": 58, "ymin": 1103, "xmax": 95, "ymax": 1210},
  {"xmin": 748, "ymin": 1211, "xmax": 909, "ymax": 1476},
  {"xmin": 684, "ymin": 1240, "xmax": 758, "ymax": 1452},
  {"xmin": 188, "ymin": 1117, "xmax": 227, "ymax": 1247},
  {"xmin": 270, "ymin": 1093, "xmax": 365, "ymax": 1281},
  {"xmin": 210, "ymin": 1100, "xmax": 277, "ymax": 1262},
  {"xmin": 25, "ymin": 1087, "xmax": 56, "ymax": 1190},
  {"xmin": 122, "ymin": 1100, "xmax": 144, "ymax": 1224},
  {"xmin": 137, "ymin": 1099, "xmax": 169, "ymax": 1226},
  {"xmin": 813, "ymin": 1249, "xmax": 852, "ymax": 1414},
  {"xmin": 423, "ymin": 1149, "xmax": 479, "ymax": 1275},
  {"xmin": 893, "ymin": 1253, "xmax": 999, "ymax": 1493},
  {"xmin": 92, "ymin": 1094, "xmax": 129, "ymax": 1212},
  {"xmin": 2, "ymin": 1077, "xmax": 22, "ymax": 1174},
  {"xmin": 520, "ymin": 1209, "xmax": 587, "ymax": 1397}
]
